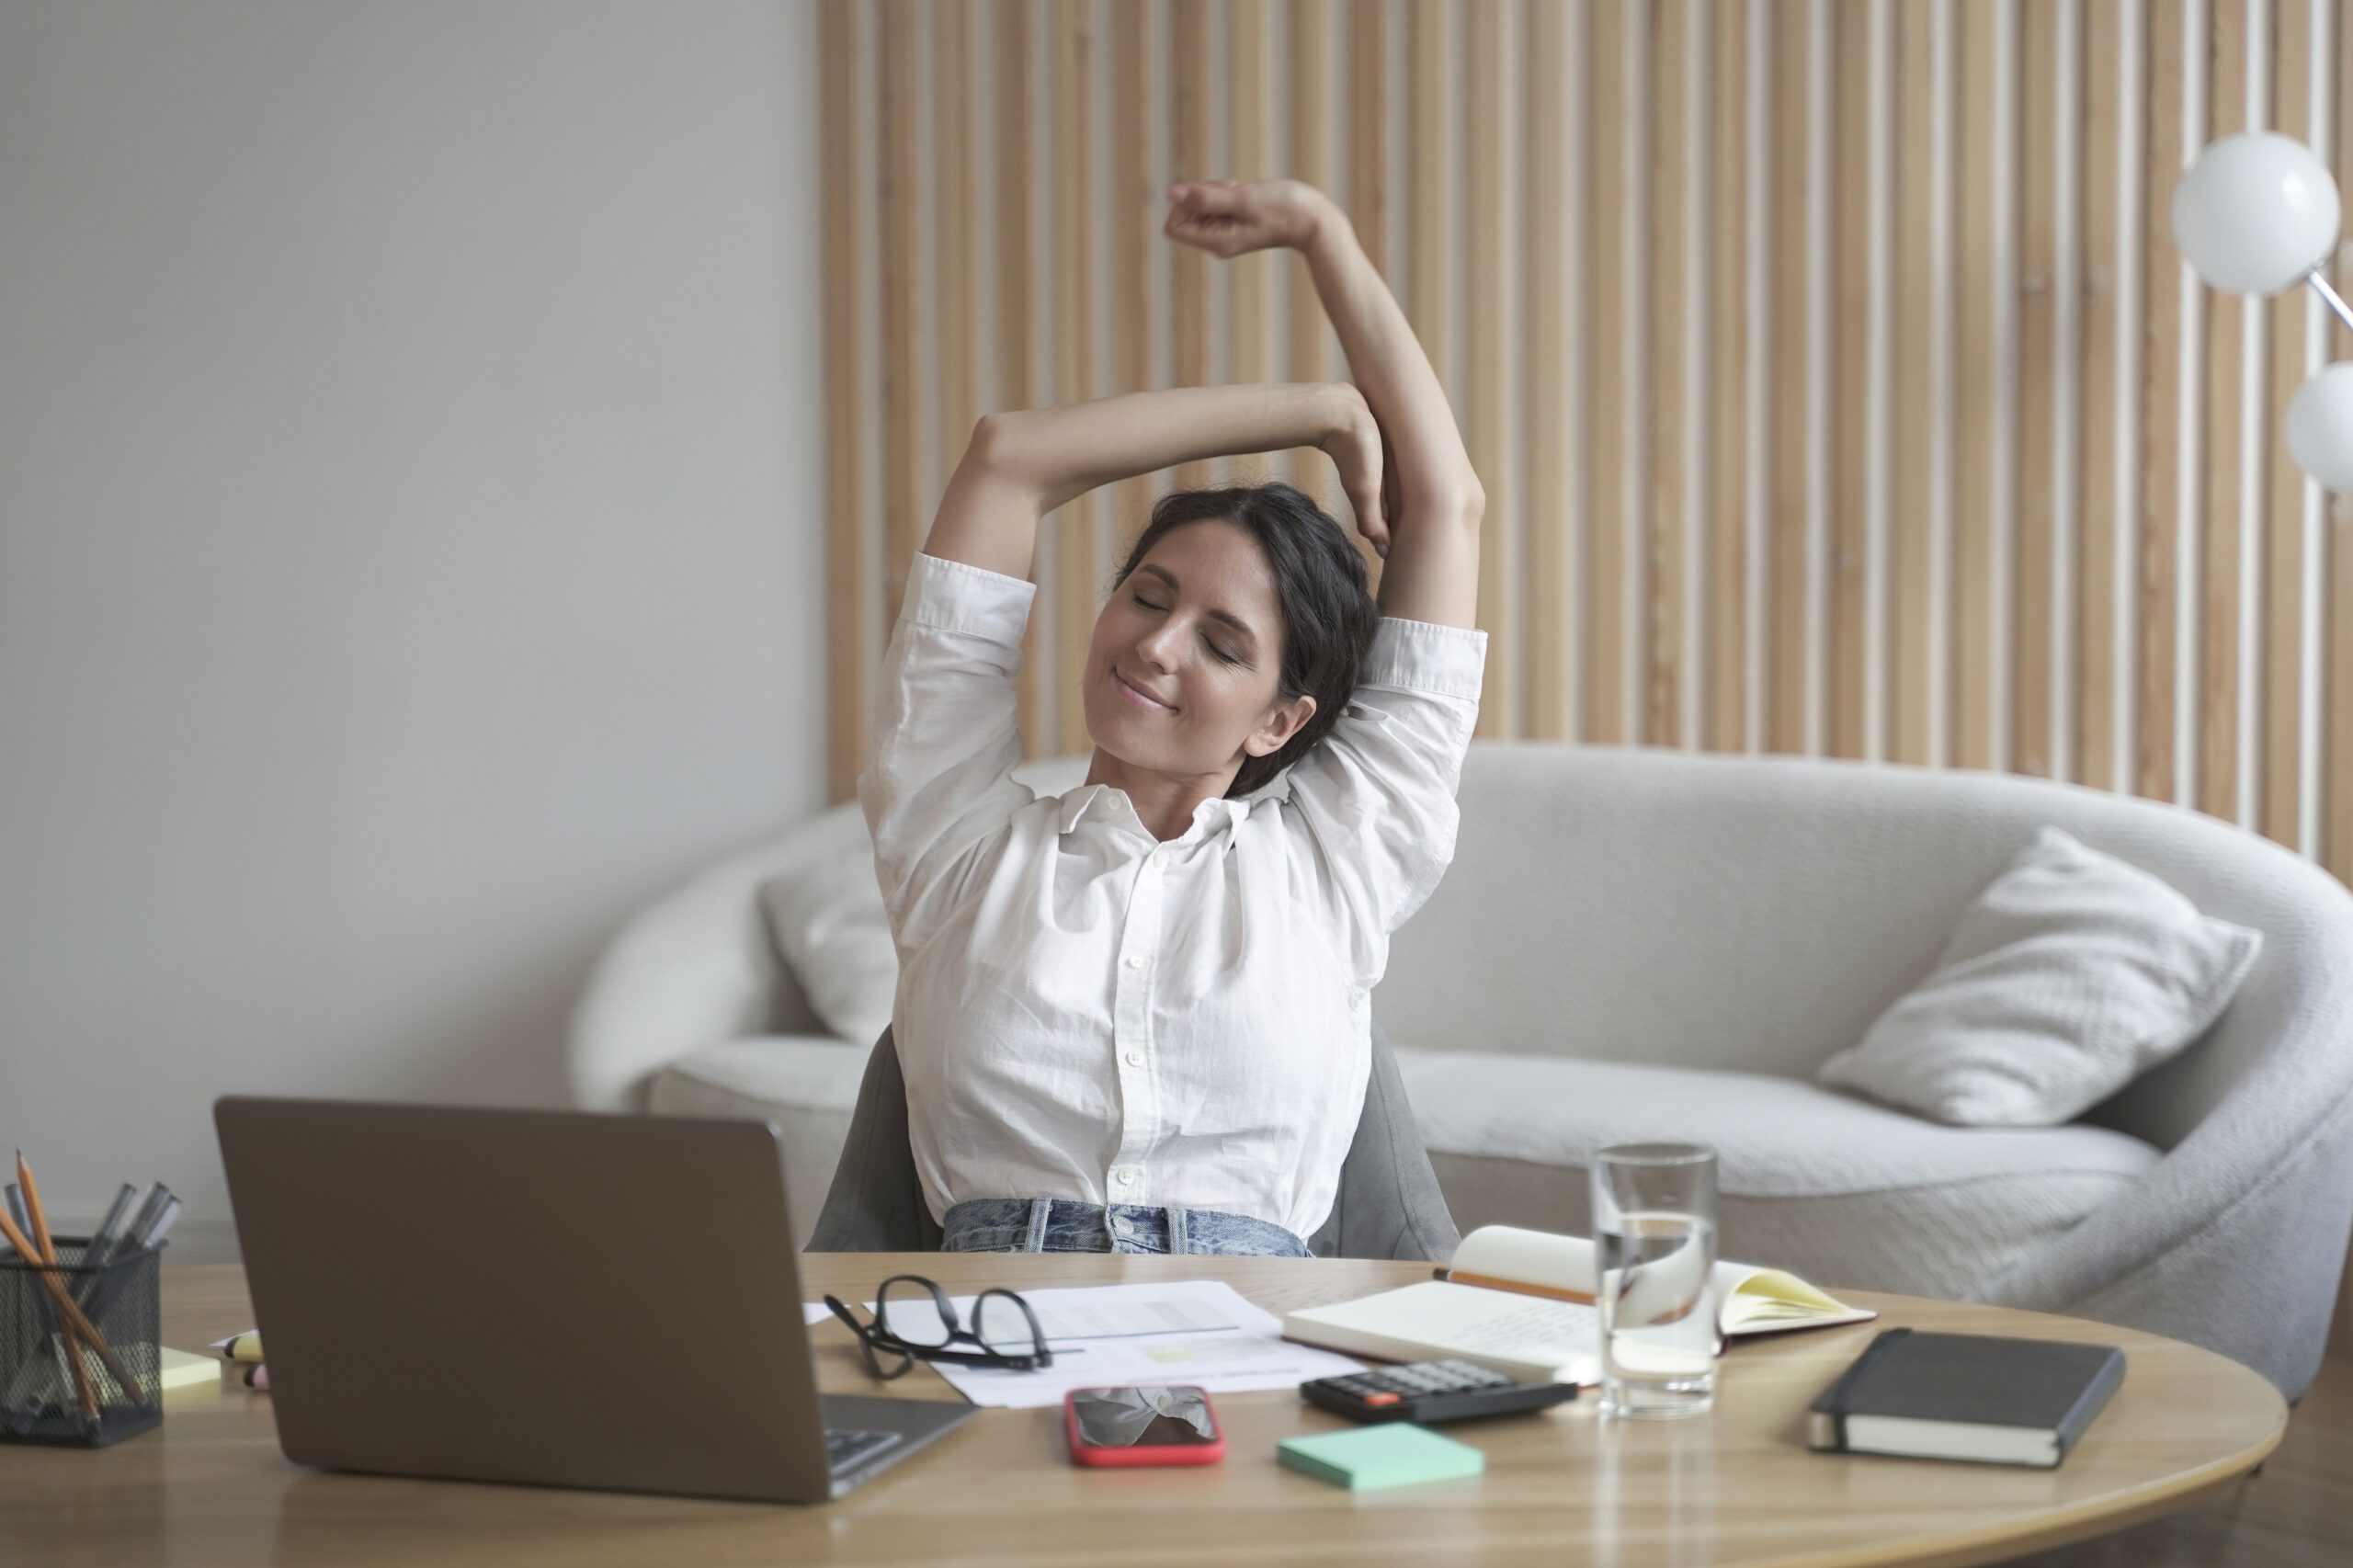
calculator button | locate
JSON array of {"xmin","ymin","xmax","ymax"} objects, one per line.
[{"xmin": 1363, "ymin": 1392, "xmax": 1402, "ymax": 1406}]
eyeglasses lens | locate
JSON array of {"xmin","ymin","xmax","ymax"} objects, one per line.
[
  {"xmin": 874, "ymin": 1278, "xmax": 953, "ymax": 1348},
  {"xmin": 972, "ymin": 1290, "xmax": 1041, "ymax": 1360}
]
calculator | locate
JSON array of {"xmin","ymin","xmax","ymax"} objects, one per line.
[{"xmin": 1300, "ymin": 1360, "xmax": 1579, "ymax": 1425}]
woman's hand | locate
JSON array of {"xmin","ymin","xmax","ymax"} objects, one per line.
[
  {"xmin": 1164, "ymin": 177, "xmax": 1336, "ymax": 258},
  {"xmin": 1316, "ymin": 382, "xmax": 1392, "ymax": 557}
]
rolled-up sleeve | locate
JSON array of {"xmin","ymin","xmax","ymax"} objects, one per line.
[
  {"xmin": 859, "ymin": 553, "xmax": 1040, "ymax": 953},
  {"xmin": 1282, "ymin": 616, "xmax": 1486, "ymax": 964}
]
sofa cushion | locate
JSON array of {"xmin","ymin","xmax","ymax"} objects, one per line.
[
  {"xmin": 1394, "ymin": 1048, "xmax": 2161, "ymax": 1301},
  {"xmin": 1817, "ymin": 825, "xmax": 2264, "ymax": 1127},
  {"xmin": 648, "ymin": 1036, "xmax": 870, "ymax": 1249}
]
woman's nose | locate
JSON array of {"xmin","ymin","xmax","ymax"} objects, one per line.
[{"xmin": 1136, "ymin": 616, "xmax": 1183, "ymax": 670}]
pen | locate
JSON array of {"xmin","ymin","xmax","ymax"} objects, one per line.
[
  {"xmin": 120, "ymin": 1184, "xmax": 173, "ymax": 1254},
  {"xmin": 12, "ymin": 1152, "xmax": 99, "ymax": 1427},
  {"xmin": 132, "ymin": 1190, "xmax": 180, "ymax": 1251},
  {"xmin": 70, "ymin": 1183, "xmax": 143, "ymax": 1312}
]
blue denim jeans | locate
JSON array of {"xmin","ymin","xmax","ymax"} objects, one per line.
[{"xmin": 940, "ymin": 1198, "xmax": 1313, "ymax": 1256}]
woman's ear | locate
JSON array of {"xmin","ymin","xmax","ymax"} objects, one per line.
[{"xmin": 1243, "ymin": 694, "xmax": 1317, "ymax": 758}]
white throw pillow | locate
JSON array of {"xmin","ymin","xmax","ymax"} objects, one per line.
[
  {"xmin": 1817, "ymin": 825, "xmax": 2263, "ymax": 1126},
  {"xmin": 756, "ymin": 802, "xmax": 899, "ymax": 1049}
]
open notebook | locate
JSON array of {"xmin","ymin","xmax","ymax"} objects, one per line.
[{"xmin": 1283, "ymin": 1225, "xmax": 1877, "ymax": 1386}]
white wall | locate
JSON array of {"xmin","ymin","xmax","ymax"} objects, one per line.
[{"xmin": 0, "ymin": 3, "xmax": 827, "ymax": 1257}]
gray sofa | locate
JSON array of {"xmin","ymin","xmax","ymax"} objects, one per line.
[{"xmin": 568, "ymin": 744, "xmax": 2353, "ymax": 1398}]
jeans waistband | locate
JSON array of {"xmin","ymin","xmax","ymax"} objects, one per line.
[{"xmin": 939, "ymin": 1198, "xmax": 1313, "ymax": 1256}]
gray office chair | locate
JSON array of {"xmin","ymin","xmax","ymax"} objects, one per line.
[{"xmin": 807, "ymin": 1019, "xmax": 1461, "ymax": 1261}]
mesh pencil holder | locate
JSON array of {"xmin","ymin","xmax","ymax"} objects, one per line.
[{"xmin": 0, "ymin": 1236, "xmax": 165, "ymax": 1448}]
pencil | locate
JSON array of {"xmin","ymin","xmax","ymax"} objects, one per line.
[{"xmin": 9, "ymin": 1153, "xmax": 98, "ymax": 1427}]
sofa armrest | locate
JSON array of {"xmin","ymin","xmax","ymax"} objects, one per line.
[{"xmin": 567, "ymin": 840, "xmax": 813, "ymax": 1110}]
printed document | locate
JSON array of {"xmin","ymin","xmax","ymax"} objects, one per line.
[{"xmin": 804, "ymin": 1278, "xmax": 1364, "ymax": 1409}]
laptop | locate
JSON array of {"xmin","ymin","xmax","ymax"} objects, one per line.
[{"xmin": 213, "ymin": 1097, "xmax": 974, "ymax": 1503}]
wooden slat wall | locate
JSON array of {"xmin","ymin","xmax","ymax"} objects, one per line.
[{"xmin": 820, "ymin": 0, "xmax": 2353, "ymax": 898}]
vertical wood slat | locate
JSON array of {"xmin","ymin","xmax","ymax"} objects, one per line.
[
  {"xmin": 1953, "ymin": 0, "xmax": 2000, "ymax": 770},
  {"xmin": 1833, "ymin": 0, "xmax": 1874, "ymax": 759},
  {"xmin": 1527, "ymin": 0, "xmax": 1570, "ymax": 741},
  {"xmin": 1769, "ymin": 0, "xmax": 1811, "ymax": 755},
  {"xmin": 2202, "ymin": 0, "xmax": 2250, "ymax": 821},
  {"xmin": 2140, "ymin": 0, "xmax": 2186, "ymax": 801},
  {"xmin": 879, "ymin": 0, "xmax": 923, "ymax": 633},
  {"xmin": 1229, "ymin": 0, "xmax": 1272, "ymax": 392},
  {"xmin": 1650, "ymin": 1, "xmax": 1689, "ymax": 749},
  {"xmin": 2264, "ymin": 0, "xmax": 2312, "ymax": 844},
  {"xmin": 1408, "ymin": 0, "xmax": 1450, "ymax": 392},
  {"xmin": 1469, "ymin": 0, "xmax": 1510, "ymax": 738},
  {"xmin": 2016, "ymin": 0, "xmax": 2061, "ymax": 778},
  {"xmin": 2078, "ymin": 0, "xmax": 2124, "ymax": 793},
  {"xmin": 938, "ymin": 0, "xmax": 978, "ymax": 495},
  {"xmin": 1344, "ymin": 0, "xmax": 1387, "ymax": 597},
  {"xmin": 1893, "ymin": 0, "xmax": 1938, "ymax": 766},
  {"xmin": 1347, "ymin": 0, "xmax": 1387, "ymax": 277},
  {"xmin": 1110, "ymin": 2, "xmax": 1154, "ymax": 542},
  {"xmin": 1624, "ymin": 3, "xmax": 1654, "ymax": 746},
  {"xmin": 823, "ymin": 0, "xmax": 868, "ymax": 803},
  {"xmin": 1711, "ymin": 0, "xmax": 1753, "ymax": 755},
  {"xmin": 1173, "ymin": 0, "xmax": 1213, "ymax": 490},
  {"xmin": 1290, "ymin": 0, "xmax": 1336, "ymax": 514},
  {"xmin": 1587, "ymin": 0, "xmax": 1630, "ymax": 745},
  {"xmin": 1051, "ymin": 0, "xmax": 1096, "ymax": 756},
  {"xmin": 999, "ymin": 0, "xmax": 1044, "ymax": 758},
  {"xmin": 1590, "ymin": 1, "xmax": 1628, "ymax": 744}
]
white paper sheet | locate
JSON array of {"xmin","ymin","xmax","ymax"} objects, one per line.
[{"xmin": 804, "ymin": 1278, "xmax": 1365, "ymax": 1409}]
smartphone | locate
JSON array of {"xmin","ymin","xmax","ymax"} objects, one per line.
[{"xmin": 1063, "ymin": 1385, "xmax": 1225, "ymax": 1467}]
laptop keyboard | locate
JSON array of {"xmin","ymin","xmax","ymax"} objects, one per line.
[{"xmin": 826, "ymin": 1427, "xmax": 904, "ymax": 1472}]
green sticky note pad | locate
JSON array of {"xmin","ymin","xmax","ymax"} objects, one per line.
[{"xmin": 1278, "ymin": 1424, "xmax": 1486, "ymax": 1491}]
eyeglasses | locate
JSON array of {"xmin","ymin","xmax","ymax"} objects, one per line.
[{"xmin": 823, "ymin": 1275, "xmax": 1054, "ymax": 1381}]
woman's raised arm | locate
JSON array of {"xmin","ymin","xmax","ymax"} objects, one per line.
[
  {"xmin": 1165, "ymin": 180, "xmax": 1483, "ymax": 631},
  {"xmin": 922, "ymin": 381, "xmax": 1383, "ymax": 582}
]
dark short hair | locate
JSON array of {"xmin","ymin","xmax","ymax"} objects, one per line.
[{"xmin": 1109, "ymin": 483, "xmax": 1380, "ymax": 798}]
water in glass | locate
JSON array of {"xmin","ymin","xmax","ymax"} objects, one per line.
[{"xmin": 1597, "ymin": 1210, "xmax": 1717, "ymax": 1418}]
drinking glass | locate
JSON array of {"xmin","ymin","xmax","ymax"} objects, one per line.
[{"xmin": 1591, "ymin": 1142, "xmax": 1719, "ymax": 1419}]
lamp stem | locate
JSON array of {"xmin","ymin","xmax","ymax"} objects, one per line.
[{"xmin": 2309, "ymin": 267, "xmax": 2353, "ymax": 336}]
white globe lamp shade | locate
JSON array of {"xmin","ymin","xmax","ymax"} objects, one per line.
[
  {"xmin": 2286, "ymin": 364, "xmax": 2353, "ymax": 492},
  {"xmin": 2172, "ymin": 132, "xmax": 2341, "ymax": 295}
]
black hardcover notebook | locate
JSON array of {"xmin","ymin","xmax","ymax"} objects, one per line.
[{"xmin": 1808, "ymin": 1328, "xmax": 2126, "ymax": 1469}]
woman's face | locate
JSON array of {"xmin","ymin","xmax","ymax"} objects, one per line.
[{"xmin": 1085, "ymin": 519, "xmax": 1314, "ymax": 784}]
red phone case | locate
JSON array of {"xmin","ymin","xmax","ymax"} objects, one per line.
[{"xmin": 1063, "ymin": 1386, "xmax": 1226, "ymax": 1467}]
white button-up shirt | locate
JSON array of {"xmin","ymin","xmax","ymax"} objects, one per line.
[{"xmin": 861, "ymin": 553, "xmax": 1485, "ymax": 1238}]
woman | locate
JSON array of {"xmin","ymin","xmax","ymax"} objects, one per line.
[{"xmin": 862, "ymin": 177, "xmax": 1484, "ymax": 1257}]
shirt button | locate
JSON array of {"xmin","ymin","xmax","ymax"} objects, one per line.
[
  {"xmin": 1113, "ymin": 1167, "xmax": 1136, "ymax": 1187},
  {"xmin": 1124, "ymin": 1050, "xmax": 1144, "ymax": 1067},
  {"xmin": 1124, "ymin": 955, "xmax": 1146, "ymax": 971},
  {"xmin": 1152, "ymin": 850, "xmax": 1168, "ymax": 869}
]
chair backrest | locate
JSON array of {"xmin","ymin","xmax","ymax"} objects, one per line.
[{"xmin": 1375, "ymin": 743, "xmax": 2353, "ymax": 1152}]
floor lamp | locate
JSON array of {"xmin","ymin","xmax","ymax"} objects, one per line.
[{"xmin": 2173, "ymin": 132, "xmax": 2352, "ymax": 491}]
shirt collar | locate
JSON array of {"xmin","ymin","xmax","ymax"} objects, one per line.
[{"xmin": 1054, "ymin": 783, "xmax": 1265, "ymax": 840}]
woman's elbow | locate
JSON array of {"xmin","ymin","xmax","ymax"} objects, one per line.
[
  {"xmin": 962, "ymin": 412, "xmax": 1017, "ymax": 476},
  {"xmin": 1424, "ymin": 475, "xmax": 1485, "ymax": 533}
]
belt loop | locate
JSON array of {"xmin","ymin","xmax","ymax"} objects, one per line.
[
  {"xmin": 1023, "ymin": 1198, "xmax": 1051, "ymax": 1253},
  {"xmin": 1166, "ymin": 1206, "xmax": 1191, "ymax": 1256}
]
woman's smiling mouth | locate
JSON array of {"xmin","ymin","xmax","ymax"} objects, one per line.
[{"xmin": 1112, "ymin": 667, "xmax": 1177, "ymax": 711}]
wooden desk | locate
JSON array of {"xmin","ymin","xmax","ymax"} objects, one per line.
[{"xmin": 1, "ymin": 1255, "xmax": 2284, "ymax": 1568}]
